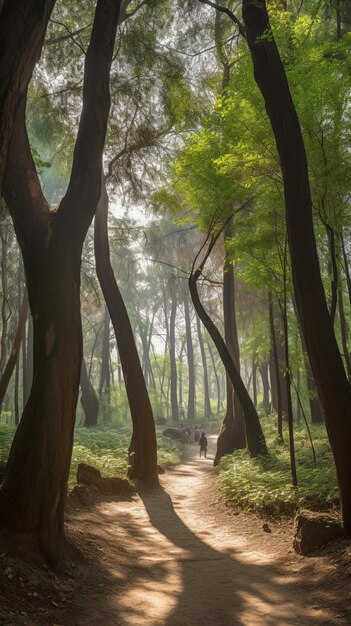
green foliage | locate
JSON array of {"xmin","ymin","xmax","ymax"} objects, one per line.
[
  {"xmin": 0, "ymin": 425, "xmax": 182, "ymax": 489},
  {"xmin": 218, "ymin": 423, "xmax": 339, "ymax": 516}
]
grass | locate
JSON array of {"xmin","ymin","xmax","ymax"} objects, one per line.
[
  {"xmin": 0, "ymin": 423, "xmax": 183, "ymax": 489},
  {"xmin": 218, "ymin": 422, "xmax": 340, "ymax": 516}
]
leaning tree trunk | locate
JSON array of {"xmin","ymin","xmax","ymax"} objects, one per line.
[
  {"xmin": 243, "ymin": 0, "xmax": 351, "ymax": 533},
  {"xmin": 189, "ymin": 269, "xmax": 267, "ymax": 457},
  {"xmin": 0, "ymin": 0, "xmax": 121, "ymax": 567},
  {"xmin": 94, "ymin": 177, "xmax": 158, "ymax": 485}
]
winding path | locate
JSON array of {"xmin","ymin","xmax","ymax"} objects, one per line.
[{"xmin": 67, "ymin": 438, "xmax": 349, "ymax": 626}]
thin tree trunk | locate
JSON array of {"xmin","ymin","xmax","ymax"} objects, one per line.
[
  {"xmin": 99, "ymin": 305, "xmax": 111, "ymax": 423},
  {"xmin": 0, "ymin": 226, "xmax": 9, "ymax": 376},
  {"xmin": 80, "ymin": 355, "xmax": 99, "ymax": 427},
  {"xmin": 243, "ymin": 0, "xmax": 351, "ymax": 532},
  {"xmin": 252, "ymin": 360, "xmax": 257, "ymax": 407},
  {"xmin": 268, "ymin": 294, "xmax": 283, "ymax": 439},
  {"xmin": 338, "ymin": 287, "xmax": 351, "ymax": 381},
  {"xmin": 196, "ymin": 315, "xmax": 212, "ymax": 420},
  {"xmin": 259, "ymin": 363, "xmax": 270, "ymax": 416},
  {"xmin": 94, "ymin": 178, "xmax": 158, "ymax": 484},
  {"xmin": 207, "ymin": 339, "xmax": 221, "ymax": 414},
  {"xmin": 168, "ymin": 275, "xmax": 179, "ymax": 422},
  {"xmin": 184, "ymin": 294, "xmax": 196, "ymax": 420},
  {"xmin": 292, "ymin": 295, "xmax": 324, "ymax": 423},
  {"xmin": 215, "ymin": 227, "xmax": 246, "ymax": 465},
  {"xmin": 0, "ymin": 289, "xmax": 28, "ymax": 408},
  {"xmin": 341, "ymin": 230, "xmax": 351, "ymax": 306}
]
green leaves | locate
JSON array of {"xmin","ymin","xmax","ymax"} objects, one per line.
[{"xmin": 218, "ymin": 424, "xmax": 339, "ymax": 516}]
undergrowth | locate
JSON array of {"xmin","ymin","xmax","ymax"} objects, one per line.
[
  {"xmin": 0, "ymin": 424, "xmax": 182, "ymax": 489},
  {"xmin": 218, "ymin": 423, "xmax": 339, "ymax": 516}
]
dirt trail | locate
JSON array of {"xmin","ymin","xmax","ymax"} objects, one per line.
[
  {"xmin": 2, "ymin": 437, "xmax": 350, "ymax": 625},
  {"xmin": 63, "ymin": 437, "xmax": 350, "ymax": 626}
]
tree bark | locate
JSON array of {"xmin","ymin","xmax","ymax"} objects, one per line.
[
  {"xmin": 94, "ymin": 177, "xmax": 158, "ymax": 485},
  {"xmin": 189, "ymin": 269, "xmax": 267, "ymax": 457},
  {"xmin": 0, "ymin": 0, "xmax": 56, "ymax": 189},
  {"xmin": 0, "ymin": 0, "xmax": 121, "ymax": 567},
  {"xmin": 243, "ymin": 0, "xmax": 351, "ymax": 533}
]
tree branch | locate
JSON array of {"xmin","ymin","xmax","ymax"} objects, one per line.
[{"xmin": 198, "ymin": 0, "xmax": 246, "ymax": 39}]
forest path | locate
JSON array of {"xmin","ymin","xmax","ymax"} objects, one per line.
[{"xmin": 65, "ymin": 437, "xmax": 350, "ymax": 626}]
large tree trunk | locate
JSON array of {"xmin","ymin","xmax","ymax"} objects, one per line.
[
  {"xmin": 243, "ymin": 0, "xmax": 351, "ymax": 533},
  {"xmin": 189, "ymin": 269, "xmax": 267, "ymax": 457},
  {"xmin": 0, "ymin": 227, "xmax": 83, "ymax": 566},
  {"xmin": 0, "ymin": 0, "xmax": 56, "ymax": 188},
  {"xmin": 0, "ymin": 0, "xmax": 121, "ymax": 566},
  {"xmin": 94, "ymin": 178, "xmax": 158, "ymax": 485},
  {"xmin": 80, "ymin": 355, "xmax": 99, "ymax": 427}
]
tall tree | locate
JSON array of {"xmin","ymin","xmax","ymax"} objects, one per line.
[
  {"xmin": 0, "ymin": 0, "xmax": 121, "ymax": 566},
  {"xmin": 94, "ymin": 175, "xmax": 159, "ymax": 484},
  {"xmin": 242, "ymin": 0, "xmax": 351, "ymax": 532}
]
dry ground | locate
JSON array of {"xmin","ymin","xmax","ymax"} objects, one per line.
[{"xmin": 1, "ymin": 437, "xmax": 351, "ymax": 625}]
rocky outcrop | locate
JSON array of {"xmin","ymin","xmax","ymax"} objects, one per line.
[
  {"xmin": 293, "ymin": 509, "xmax": 344, "ymax": 555},
  {"xmin": 76, "ymin": 463, "xmax": 134, "ymax": 495}
]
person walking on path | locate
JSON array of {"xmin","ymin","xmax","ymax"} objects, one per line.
[{"xmin": 199, "ymin": 431, "xmax": 208, "ymax": 458}]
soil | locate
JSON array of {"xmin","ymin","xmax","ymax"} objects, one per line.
[{"xmin": 1, "ymin": 436, "xmax": 351, "ymax": 626}]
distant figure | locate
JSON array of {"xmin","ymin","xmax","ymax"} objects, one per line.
[
  {"xmin": 199, "ymin": 431, "xmax": 208, "ymax": 458},
  {"xmin": 194, "ymin": 426, "xmax": 200, "ymax": 443},
  {"xmin": 179, "ymin": 406, "xmax": 185, "ymax": 421}
]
